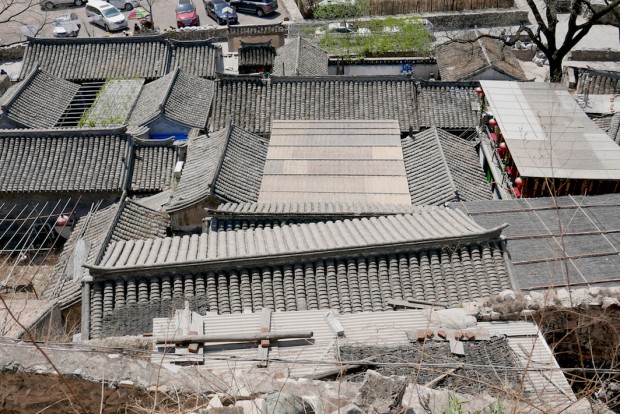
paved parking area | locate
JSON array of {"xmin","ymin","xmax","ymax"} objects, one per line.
[{"xmin": 0, "ymin": 0, "xmax": 287, "ymax": 45}]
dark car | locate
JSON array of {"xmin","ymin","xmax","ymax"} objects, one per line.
[
  {"xmin": 176, "ymin": 0, "xmax": 200, "ymax": 27},
  {"xmin": 204, "ymin": 0, "xmax": 238, "ymax": 25},
  {"xmin": 229, "ymin": 0, "xmax": 277, "ymax": 16}
]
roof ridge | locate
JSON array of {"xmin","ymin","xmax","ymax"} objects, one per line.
[
  {"xmin": 427, "ymin": 127, "xmax": 459, "ymax": 200},
  {"xmin": 160, "ymin": 67, "xmax": 181, "ymax": 117},
  {"xmin": 474, "ymin": 28, "xmax": 493, "ymax": 68},
  {"xmin": 210, "ymin": 123, "xmax": 235, "ymax": 196},
  {"xmin": 295, "ymin": 35, "xmax": 302, "ymax": 75},
  {"xmin": 0, "ymin": 125, "xmax": 128, "ymax": 137},
  {"xmin": 26, "ymin": 34, "xmax": 167, "ymax": 45}
]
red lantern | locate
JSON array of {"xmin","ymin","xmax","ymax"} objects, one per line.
[
  {"xmin": 498, "ymin": 142, "xmax": 507, "ymax": 157},
  {"xmin": 515, "ymin": 177, "xmax": 524, "ymax": 187},
  {"xmin": 475, "ymin": 87, "xmax": 484, "ymax": 95},
  {"xmin": 488, "ymin": 119, "xmax": 497, "ymax": 128},
  {"xmin": 56, "ymin": 215, "xmax": 69, "ymax": 226}
]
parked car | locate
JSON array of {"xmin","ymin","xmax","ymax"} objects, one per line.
[
  {"xmin": 229, "ymin": 0, "xmax": 277, "ymax": 17},
  {"xmin": 39, "ymin": 0, "xmax": 85, "ymax": 10},
  {"xmin": 176, "ymin": 0, "xmax": 200, "ymax": 27},
  {"xmin": 85, "ymin": 0, "xmax": 128, "ymax": 31},
  {"xmin": 204, "ymin": 0, "xmax": 238, "ymax": 25},
  {"xmin": 104, "ymin": 0, "xmax": 139, "ymax": 11},
  {"xmin": 53, "ymin": 12, "xmax": 81, "ymax": 37}
]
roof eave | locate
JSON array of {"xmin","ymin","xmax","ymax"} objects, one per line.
[{"xmin": 86, "ymin": 224, "xmax": 509, "ymax": 279}]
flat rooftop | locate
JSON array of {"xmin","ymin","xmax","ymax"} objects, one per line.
[
  {"xmin": 481, "ymin": 80, "xmax": 620, "ymax": 181},
  {"xmin": 258, "ymin": 120, "xmax": 411, "ymax": 204}
]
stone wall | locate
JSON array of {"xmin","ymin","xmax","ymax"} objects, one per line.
[
  {"xmin": 428, "ymin": 9, "xmax": 529, "ymax": 30},
  {"xmin": 162, "ymin": 27, "xmax": 228, "ymax": 41},
  {"xmin": 0, "ymin": 44, "xmax": 26, "ymax": 62},
  {"xmin": 569, "ymin": 49, "xmax": 620, "ymax": 62}
]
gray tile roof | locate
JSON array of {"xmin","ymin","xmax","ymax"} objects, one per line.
[
  {"xmin": 20, "ymin": 37, "xmax": 170, "ymax": 81},
  {"xmin": 167, "ymin": 125, "xmax": 268, "ymax": 211},
  {"xmin": 238, "ymin": 41, "xmax": 277, "ymax": 68},
  {"xmin": 92, "ymin": 239, "xmax": 511, "ymax": 338},
  {"xmin": 94, "ymin": 209, "xmax": 499, "ymax": 269},
  {"xmin": 0, "ymin": 68, "xmax": 79, "ymax": 128},
  {"xmin": 435, "ymin": 34, "xmax": 528, "ymax": 81},
  {"xmin": 210, "ymin": 76, "xmax": 418, "ymax": 134},
  {"xmin": 272, "ymin": 37, "xmax": 329, "ymax": 76},
  {"xmin": 87, "ymin": 210, "xmax": 512, "ymax": 336},
  {"xmin": 47, "ymin": 199, "xmax": 169, "ymax": 309},
  {"xmin": 169, "ymin": 39, "xmax": 221, "ymax": 78},
  {"xmin": 20, "ymin": 37, "xmax": 222, "ymax": 82},
  {"xmin": 0, "ymin": 128, "xmax": 130, "ymax": 193},
  {"xmin": 402, "ymin": 128, "xmax": 491, "ymax": 205},
  {"xmin": 416, "ymin": 82, "xmax": 480, "ymax": 130},
  {"xmin": 131, "ymin": 141, "xmax": 179, "ymax": 193},
  {"xmin": 129, "ymin": 68, "xmax": 215, "ymax": 129},
  {"xmin": 453, "ymin": 194, "xmax": 620, "ymax": 290},
  {"xmin": 576, "ymin": 69, "xmax": 620, "ymax": 95}
]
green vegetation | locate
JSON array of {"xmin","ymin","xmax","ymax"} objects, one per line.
[
  {"xmin": 312, "ymin": 0, "xmax": 370, "ymax": 19},
  {"xmin": 312, "ymin": 17, "xmax": 432, "ymax": 58}
]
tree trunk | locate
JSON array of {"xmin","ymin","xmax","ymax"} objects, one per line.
[{"xmin": 549, "ymin": 57, "xmax": 563, "ymax": 83}]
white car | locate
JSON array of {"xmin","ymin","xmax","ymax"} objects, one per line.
[
  {"xmin": 53, "ymin": 13, "xmax": 81, "ymax": 37},
  {"xmin": 85, "ymin": 0, "xmax": 128, "ymax": 31}
]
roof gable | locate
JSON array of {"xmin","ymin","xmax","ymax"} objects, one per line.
[
  {"xmin": 129, "ymin": 68, "xmax": 215, "ymax": 129},
  {"xmin": 272, "ymin": 37, "xmax": 329, "ymax": 76},
  {"xmin": 167, "ymin": 125, "xmax": 268, "ymax": 211},
  {"xmin": 403, "ymin": 128, "xmax": 491, "ymax": 205},
  {"xmin": 435, "ymin": 33, "xmax": 527, "ymax": 81}
]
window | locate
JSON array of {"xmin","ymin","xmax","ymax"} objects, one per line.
[{"xmin": 102, "ymin": 7, "xmax": 120, "ymax": 16}]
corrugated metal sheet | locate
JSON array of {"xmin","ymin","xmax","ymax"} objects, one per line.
[
  {"xmin": 150, "ymin": 310, "xmax": 575, "ymax": 403},
  {"xmin": 481, "ymin": 81, "xmax": 620, "ymax": 180},
  {"xmin": 259, "ymin": 120, "xmax": 410, "ymax": 205}
]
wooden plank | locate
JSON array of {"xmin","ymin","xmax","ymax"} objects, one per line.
[
  {"xmin": 424, "ymin": 368, "xmax": 460, "ymax": 387},
  {"xmin": 257, "ymin": 308, "xmax": 272, "ymax": 368}
]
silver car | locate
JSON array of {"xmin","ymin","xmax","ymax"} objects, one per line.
[
  {"xmin": 40, "ymin": 0, "xmax": 85, "ymax": 10},
  {"xmin": 104, "ymin": 0, "xmax": 140, "ymax": 11}
]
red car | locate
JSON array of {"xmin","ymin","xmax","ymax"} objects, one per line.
[{"xmin": 176, "ymin": 0, "xmax": 200, "ymax": 27}]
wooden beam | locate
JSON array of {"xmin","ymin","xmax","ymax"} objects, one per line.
[
  {"xmin": 387, "ymin": 298, "xmax": 446, "ymax": 309},
  {"xmin": 154, "ymin": 331, "xmax": 313, "ymax": 344}
]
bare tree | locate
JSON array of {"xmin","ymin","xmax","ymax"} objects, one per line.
[
  {"xmin": 0, "ymin": 0, "xmax": 51, "ymax": 45},
  {"xmin": 444, "ymin": 0, "xmax": 620, "ymax": 82}
]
